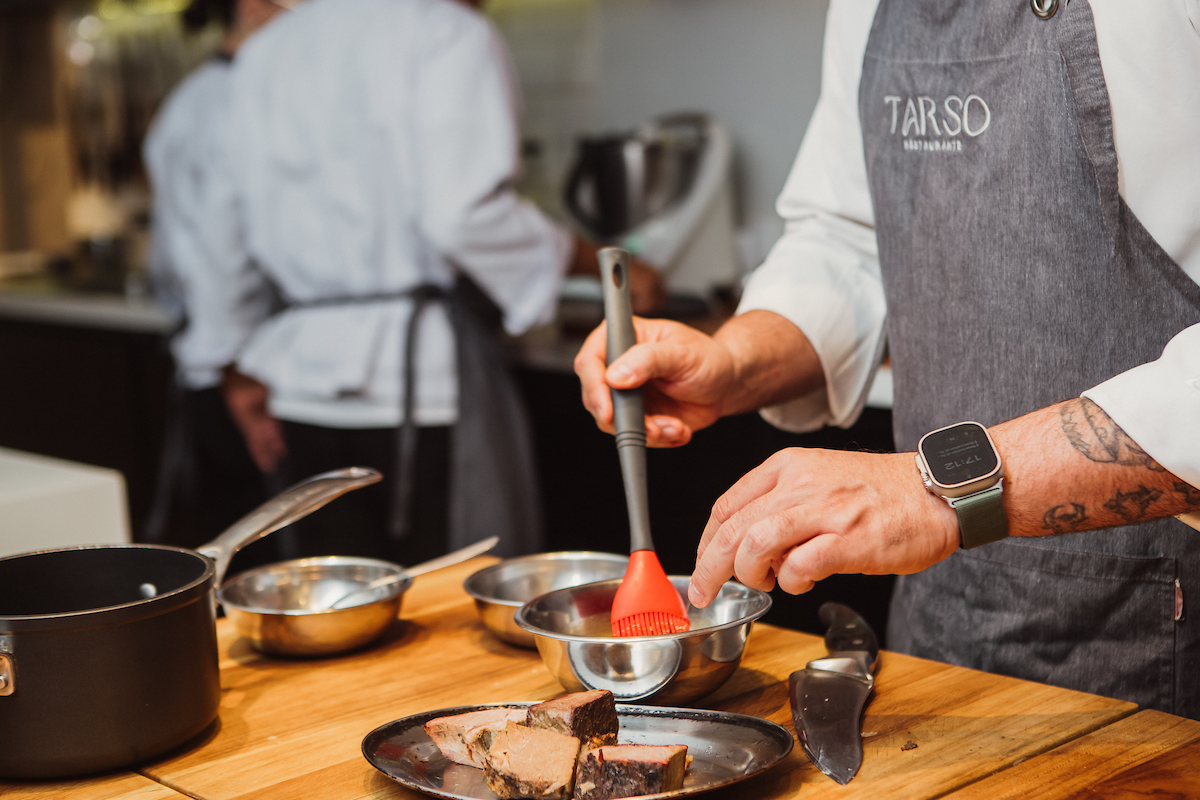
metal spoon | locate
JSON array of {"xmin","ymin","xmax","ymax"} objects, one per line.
[{"xmin": 321, "ymin": 535, "xmax": 500, "ymax": 610}]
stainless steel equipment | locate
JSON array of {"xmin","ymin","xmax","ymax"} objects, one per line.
[
  {"xmin": 566, "ymin": 113, "xmax": 705, "ymax": 239},
  {"xmin": 218, "ymin": 536, "xmax": 500, "ymax": 656},
  {"xmin": 322, "ymin": 536, "xmax": 498, "ymax": 611},
  {"xmin": 463, "ymin": 551, "xmax": 629, "ymax": 648},
  {"xmin": 0, "ymin": 466, "xmax": 380, "ymax": 779},
  {"xmin": 514, "ymin": 576, "xmax": 771, "ymax": 705},
  {"xmin": 363, "ymin": 702, "xmax": 794, "ymax": 800},
  {"xmin": 219, "ymin": 557, "xmax": 409, "ymax": 657},
  {"xmin": 788, "ymin": 602, "xmax": 880, "ymax": 785},
  {"xmin": 563, "ymin": 112, "xmax": 740, "ymax": 300}
]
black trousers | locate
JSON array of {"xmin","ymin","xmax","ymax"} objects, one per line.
[
  {"xmin": 267, "ymin": 421, "xmax": 451, "ymax": 568},
  {"xmin": 148, "ymin": 387, "xmax": 271, "ymax": 549}
]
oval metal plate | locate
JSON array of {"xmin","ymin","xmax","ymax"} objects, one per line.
[{"xmin": 362, "ymin": 703, "xmax": 794, "ymax": 800}]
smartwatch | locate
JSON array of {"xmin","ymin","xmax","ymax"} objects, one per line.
[{"xmin": 915, "ymin": 421, "xmax": 1007, "ymax": 549}]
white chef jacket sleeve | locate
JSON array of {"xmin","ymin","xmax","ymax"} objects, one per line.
[
  {"xmin": 736, "ymin": 0, "xmax": 886, "ymax": 434},
  {"xmin": 1082, "ymin": 323, "xmax": 1200, "ymax": 489},
  {"xmin": 143, "ymin": 150, "xmax": 184, "ymax": 326},
  {"xmin": 170, "ymin": 115, "xmax": 274, "ymax": 383},
  {"xmin": 412, "ymin": 11, "xmax": 572, "ymax": 337}
]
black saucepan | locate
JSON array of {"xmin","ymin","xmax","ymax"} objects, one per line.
[{"xmin": 0, "ymin": 466, "xmax": 381, "ymax": 779}]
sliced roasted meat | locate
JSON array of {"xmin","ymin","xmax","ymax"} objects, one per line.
[
  {"xmin": 424, "ymin": 707, "xmax": 527, "ymax": 769},
  {"xmin": 573, "ymin": 744, "xmax": 689, "ymax": 800},
  {"xmin": 484, "ymin": 723, "xmax": 582, "ymax": 800},
  {"xmin": 526, "ymin": 689, "xmax": 619, "ymax": 749}
]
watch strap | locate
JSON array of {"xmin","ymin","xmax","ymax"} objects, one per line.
[{"xmin": 949, "ymin": 483, "xmax": 1008, "ymax": 549}]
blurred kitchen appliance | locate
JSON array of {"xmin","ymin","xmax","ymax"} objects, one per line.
[{"xmin": 564, "ymin": 112, "xmax": 740, "ymax": 301}]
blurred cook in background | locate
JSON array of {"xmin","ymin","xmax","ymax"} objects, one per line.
[
  {"xmin": 181, "ymin": 0, "xmax": 664, "ymax": 566},
  {"xmin": 142, "ymin": 0, "xmax": 288, "ymax": 548}
]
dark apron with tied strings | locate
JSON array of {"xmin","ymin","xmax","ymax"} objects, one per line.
[
  {"xmin": 290, "ymin": 276, "xmax": 543, "ymax": 558},
  {"xmin": 859, "ymin": 0, "xmax": 1200, "ymax": 716}
]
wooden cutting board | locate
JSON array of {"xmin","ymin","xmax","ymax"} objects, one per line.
[
  {"xmin": 2, "ymin": 557, "xmax": 1157, "ymax": 800},
  {"xmin": 943, "ymin": 709, "xmax": 1200, "ymax": 799},
  {"xmin": 692, "ymin": 627, "xmax": 1136, "ymax": 800},
  {"xmin": 0, "ymin": 772, "xmax": 188, "ymax": 799},
  {"xmin": 126, "ymin": 556, "xmax": 1136, "ymax": 800}
]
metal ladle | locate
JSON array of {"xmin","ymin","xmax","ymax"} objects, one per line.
[{"xmin": 319, "ymin": 535, "xmax": 500, "ymax": 610}]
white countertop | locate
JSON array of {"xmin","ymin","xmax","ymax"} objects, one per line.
[
  {"xmin": 0, "ymin": 290, "xmax": 175, "ymax": 335},
  {"xmin": 0, "ymin": 448, "xmax": 130, "ymax": 558}
]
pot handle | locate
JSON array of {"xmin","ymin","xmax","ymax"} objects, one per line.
[
  {"xmin": 0, "ymin": 653, "xmax": 13, "ymax": 697},
  {"xmin": 196, "ymin": 466, "xmax": 383, "ymax": 586}
]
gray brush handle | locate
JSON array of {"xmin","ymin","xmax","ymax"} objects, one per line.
[{"xmin": 599, "ymin": 247, "xmax": 654, "ymax": 553}]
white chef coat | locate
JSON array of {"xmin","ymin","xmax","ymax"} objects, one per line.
[
  {"xmin": 738, "ymin": 0, "xmax": 1200, "ymax": 488},
  {"xmin": 185, "ymin": 0, "xmax": 573, "ymax": 428},
  {"xmin": 144, "ymin": 57, "xmax": 274, "ymax": 391}
]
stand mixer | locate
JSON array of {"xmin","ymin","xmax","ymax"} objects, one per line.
[{"xmin": 562, "ymin": 112, "xmax": 740, "ymax": 315}]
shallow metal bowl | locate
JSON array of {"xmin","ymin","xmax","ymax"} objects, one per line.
[
  {"xmin": 463, "ymin": 551, "xmax": 629, "ymax": 648},
  {"xmin": 218, "ymin": 556, "xmax": 411, "ymax": 657},
  {"xmin": 514, "ymin": 576, "xmax": 771, "ymax": 705}
]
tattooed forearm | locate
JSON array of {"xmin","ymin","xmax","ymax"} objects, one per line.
[
  {"xmin": 1102, "ymin": 486, "xmax": 1163, "ymax": 522},
  {"xmin": 1043, "ymin": 503, "xmax": 1090, "ymax": 533},
  {"xmin": 1175, "ymin": 481, "xmax": 1200, "ymax": 509},
  {"xmin": 1058, "ymin": 398, "xmax": 1165, "ymax": 472}
]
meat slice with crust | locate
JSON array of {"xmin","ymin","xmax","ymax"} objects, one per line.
[
  {"xmin": 484, "ymin": 722, "xmax": 582, "ymax": 800},
  {"xmin": 526, "ymin": 690, "xmax": 619, "ymax": 749},
  {"xmin": 573, "ymin": 744, "xmax": 689, "ymax": 800},
  {"xmin": 424, "ymin": 707, "xmax": 527, "ymax": 769}
]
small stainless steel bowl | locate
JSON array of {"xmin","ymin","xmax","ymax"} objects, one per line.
[
  {"xmin": 217, "ymin": 557, "xmax": 411, "ymax": 657},
  {"xmin": 514, "ymin": 576, "xmax": 771, "ymax": 705},
  {"xmin": 463, "ymin": 551, "xmax": 629, "ymax": 648}
]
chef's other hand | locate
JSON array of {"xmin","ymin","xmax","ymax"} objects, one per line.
[
  {"xmin": 574, "ymin": 317, "xmax": 735, "ymax": 448},
  {"xmin": 222, "ymin": 367, "xmax": 288, "ymax": 474},
  {"xmin": 627, "ymin": 256, "xmax": 667, "ymax": 316},
  {"xmin": 688, "ymin": 448, "xmax": 959, "ymax": 608},
  {"xmin": 568, "ymin": 236, "xmax": 666, "ymax": 316}
]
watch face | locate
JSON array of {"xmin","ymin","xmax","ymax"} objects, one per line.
[{"xmin": 920, "ymin": 422, "xmax": 999, "ymax": 488}]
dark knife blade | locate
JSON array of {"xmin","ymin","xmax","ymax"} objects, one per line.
[{"xmin": 788, "ymin": 603, "xmax": 879, "ymax": 785}]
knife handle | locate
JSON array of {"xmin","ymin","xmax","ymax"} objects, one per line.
[{"xmin": 819, "ymin": 602, "xmax": 879, "ymax": 672}]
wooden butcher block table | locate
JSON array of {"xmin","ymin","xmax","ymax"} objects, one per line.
[
  {"xmin": 943, "ymin": 709, "xmax": 1200, "ymax": 799},
  {"xmin": 7, "ymin": 556, "xmax": 1190, "ymax": 800}
]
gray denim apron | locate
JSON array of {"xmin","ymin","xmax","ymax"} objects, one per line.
[
  {"xmin": 288, "ymin": 275, "xmax": 543, "ymax": 559},
  {"xmin": 858, "ymin": 0, "xmax": 1200, "ymax": 717}
]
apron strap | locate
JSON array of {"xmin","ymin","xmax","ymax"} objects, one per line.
[
  {"xmin": 284, "ymin": 280, "xmax": 543, "ymax": 555},
  {"xmin": 391, "ymin": 284, "xmax": 446, "ymax": 542},
  {"xmin": 1056, "ymin": 1, "xmax": 1120, "ymax": 248},
  {"xmin": 282, "ymin": 284, "xmax": 439, "ymax": 543}
]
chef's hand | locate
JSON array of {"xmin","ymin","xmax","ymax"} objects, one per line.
[
  {"xmin": 575, "ymin": 310, "xmax": 823, "ymax": 448},
  {"xmin": 575, "ymin": 316, "xmax": 737, "ymax": 447},
  {"xmin": 568, "ymin": 236, "xmax": 666, "ymax": 316},
  {"xmin": 221, "ymin": 367, "xmax": 288, "ymax": 473},
  {"xmin": 688, "ymin": 448, "xmax": 959, "ymax": 607},
  {"xmin": 687, "ymin": 395, "xmax": 1200, "ymax": 608},
  {"xmin": 627, "ymin": 257, "xmax": 667, "ymax": 316}
]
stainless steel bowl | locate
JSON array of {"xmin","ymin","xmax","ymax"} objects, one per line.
[
  {"xmin": 514, "ymin": 576, "xmax": 771, "ymax": 705},
  {"xmin": 463, "ymin": 552, "xmax": 629, "ymax": 648},
  {"xmin": 218, "ymin": 557, "xmax": 411, "ymax": 657}
]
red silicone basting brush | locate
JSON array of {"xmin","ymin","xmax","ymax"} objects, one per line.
[{"xmin": 599, "ymin": 247, "xmax": 691, "ymax": 637}]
